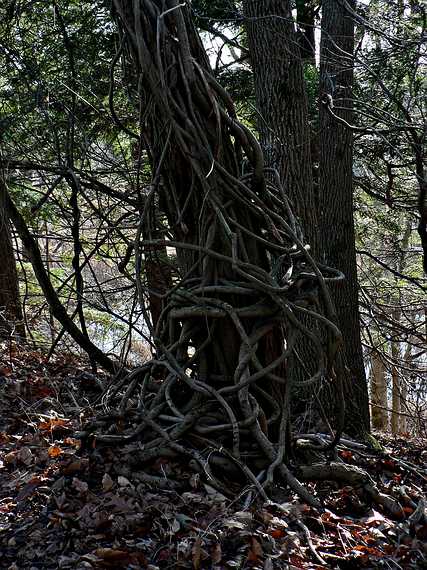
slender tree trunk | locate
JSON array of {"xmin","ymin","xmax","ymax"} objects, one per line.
[
  {"xmin": 399, "ymin": 340, "xmax": 411, "ymax": 433},
  {"xmin": 390, "ymin": 219, "xmax": 411, "ymax": 434},
  {"xmin": 242, "ymin": 0, "xmax": 318, "ymax": 249},
  {"xmin": 0, "ymin": 174, "xmax": 25, "ymax": 339},
  {"xmin": 391, "ymin": 333, "xmax": 401, "ymax": 434},
  {"xmin": 370, "ymin": 350, "xmax": 388, "ymax": 430},
  {"xmin": 319, "ymin": 0, "xmax": 370, "ymax": 436}
]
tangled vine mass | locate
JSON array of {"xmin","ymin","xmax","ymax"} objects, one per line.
[{"xmin": 84, "ymin": 0, "xmax": 348, "ymax": 503}]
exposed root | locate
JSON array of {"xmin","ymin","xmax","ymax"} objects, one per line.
[{"xmin": 299, "ymin": 462, "xmax": 405, "ymax": 517}]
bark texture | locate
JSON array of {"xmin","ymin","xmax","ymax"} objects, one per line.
[
  {"xmin": 243, "ymin": 0, "xmax": 318, "ymax": 250},
  {"xmin": 319, "ymin": 0, "xmax": 370, "ymax": 435},
  {"xmin": 296, "ymin": 0, "xmax": 317, "ymax": 63},
  {"xmin": 391, "ymin": 309, "xmax": 401, "ymax": 435},
  {"xmin": 0, "ymin": 175, "xmax": 24, "ymax": 338},
  {"xmin": 370, "ymin": 351, "xmax": 388, "ymax": 430}
]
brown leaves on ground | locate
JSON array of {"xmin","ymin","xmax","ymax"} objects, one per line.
[{"xmin": 0, "ymin": 344, "xmax": 426, "ymax": 569}]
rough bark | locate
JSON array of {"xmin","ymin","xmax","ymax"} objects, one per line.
[
  {"xmin": 370, "ymin": 350, "xmax": 388, "ymax": 430},
  {"xmin": 296, "ymin": 0, "xmax": 317, "ymax": 63},
  {"xmin": 319, "ymin": 0, "xmax": 370, "ymax": 436},
  {"xmin": 243, "ymin": 0, "xmax": 324, "ymax": 401},
  {"xmin": 390, "ymin": 220, "xmax": 411, "ymax": 434},
  {"xmin": 0, "ymin": 174, "xmax": 25, "ymax": 339},
  {"xmin": 391, "ymin": 314, "xmax": 401, "ymax": 435},
  {"xmin": 242, "ymin": 0, "xmax": 318, "ymax": 250}
]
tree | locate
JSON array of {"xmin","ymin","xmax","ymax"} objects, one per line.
[
  {"xmin": 318, "ymin": 0, "xmax": 370, "ymax": 435},
  {"xmin": 242, "ymin": 0, "xmax": 318, "ymax": 249},
  {"xmin": 370, "ymin": 349, "xmax": 388, "ymax": 430},
  {"xmin": 240, "ymin": 0, "xmax": 370, "ymax": 434},
  {"xmin": 95, "ymin": 0, "xmax": 344, "ymax": 501},
  {"xmin": 0, "ymin": 173, "xmax": 24, "ymax": 338}
]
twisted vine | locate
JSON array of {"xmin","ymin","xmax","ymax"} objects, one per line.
[{"xmin": 86, "ymin": 0, "xmax": 347, "ymax": 503}]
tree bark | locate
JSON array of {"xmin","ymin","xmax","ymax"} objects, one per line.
[
  {"xmin": 0, "ymin": 174, "xmax": 25, "ymax": 339},
  {"xmin": 390, "ymin": 219, "xmax": 411, "ymax": 434},
  {"xmin": 370, "ymin": 350, "xmax": 388, "ymax": 430},
  {"xmin": 391, "ymin": 309, "xmax": 401, "ymax": 435},
  {"xmin": 296, "ymin": 0, "xmax": 317, "ymax": 64},
  {"xmin": 242, "ymin": 0, "xmax": 318, "ymax": 250},
  {"xmin": 243, "ymin": 0, "xmax": 324, "ymax": 402},
  {"xmin": 319, "ymin": 0, "xmax": 370, "ymax": 436}
]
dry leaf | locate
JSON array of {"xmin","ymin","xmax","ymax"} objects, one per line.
[
  {"xmin": 95, "ymin": 548, "xmax": 132, "ymax": 565},
  {"xmin": 247, "ymin": 536, "xmax": 263, "ymax": 562},
  {"xmin": 48, "ymin": 445, "xmax": 62, "ymax": 458},
  {"xmin": 192, "ymin": 537, "xmax": 202, "ymax": 569},
  {"xmin": 4, "ymin": 451, "xmax": 17, "ymax": 464},
  {"xmin": 211, "ymin": 542, "xmax": 222, "ymax": 564},
  {"xmin": 38, "ymin": 418, "xmax": 71, "ymax": 432},
  {"xmin": 61, "ymin": 459, "xmax": 83, "ymax": 475},
  {"xmin": 102, "ymin": 473, "xmax": 114, "ymax": 492},
  {"xmin": 17, "ymin": 446, "xmax": 33, "ymax": 465},
  {"xmin": 72, "ymin": 477, "xmax": 88, "ymax": 494},
  {"xmin": 117, "ymin": 475, "xmax": 132, "ymax": 487}
]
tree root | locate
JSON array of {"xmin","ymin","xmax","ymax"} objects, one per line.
[{"xmin": 298, "ymin": 462, "xmax": 404, "ymax": 517}]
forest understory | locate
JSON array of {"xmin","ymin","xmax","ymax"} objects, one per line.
[
  {"xmin": 0, "ymin": 344, "xmax": 426, "ymax": 570},
  {"xmin": 0, "ymin": 0, "xmax": 426, "ymax": 568}
]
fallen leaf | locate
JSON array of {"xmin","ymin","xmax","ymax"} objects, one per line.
[
  {"xmin": 72, "ymin": 477, "xmax": 88, "ymax": 494},
  {"xmin": 16, "ymin": 476, "xmax": 42, "ymax": 502},
  {"xmin": 117, "ymin": 475, "xmax": 132, "ymax": 487},
  {"xmin": 211, "ymin": 542, "xmax": 222, "ymax": 564},
  {"xmin": 38, "ymin": 418, "xmax": 71, "ymax": 432},
  {"xmin": 170, "ymin": 518, "xmax": 180, "ymax": 534},
  {"xmin": 270, "ymin": 528, "xmax": 286, "ymax": 538},
  {"xmin": 17, "ymin": 446, "xmax": 33, "ymax": 465},
  {"xmin": 102, "ymin": 473, "xmax": 114, "ymax": 492},
  {"xmin": 48, "ymin": 445, "xmax": 63, "ymax": 458},
  {"xmin": 364, "ymin": 509, "xmax": 386, "ymax": 526},
  {"xmin": 247, "ymin": 536, "xmax": 263, "ymax": 562},
  {"xmin": 95, "ymin": 548, "xmax": 134, "ymax": 566},
  {"xmin": 4, "ymin": 451, "xmax": 17, "ymax": 464},
  {"xmin": 63, "ymin": 437, "xmax": 80, "ymax": 448},
  {"xmin": 192, "ymin": 537, "xmax": 202, "ymax": 569},
  {"xmin": 61, "ymin": 459, "xmax": 83, "ymax": 475}
]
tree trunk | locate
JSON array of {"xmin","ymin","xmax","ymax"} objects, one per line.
[
  {"xmin": 0, "ymin": 174, "xmax": 25, "ymax": 339},
  {"xmin": 399, "ymin": 341, "xmax": 409, "ymax": 433},
  {"xmin": 296, "ymin": 0, "xmax": 317, "ymax": 64},
  {"xmin": 242, "ymin": 0, "xmax": 318, "ymax": 250},
  {"xmin": 243, "ymin": 0, "xmax": 324, "ymax": 402},
  {"xmin": 319, "ymin": 0, "xmax": 370, "ymax": 436},
  {"xmin": 106, "ymin": 0, "xmax": 342, "ymax": 497},
  {"xmin": 391, "ymin": 334, "xmax": 400, "ymax": 434},
  {"xmin": 390, "ymin": 219, "xmax": 411, "ymax": 434},
  {"xmin": 370, "ymin": 350, "xmax": 388, "ymax": 430}
]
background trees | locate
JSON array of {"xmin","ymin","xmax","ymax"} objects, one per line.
[{"xmin": 0, "ymin": 173, "xmax": 24, "ymax": 338}]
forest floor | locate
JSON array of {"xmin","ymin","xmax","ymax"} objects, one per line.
[{"xmin": 0, "ymin": 343, "xmax": 426, "ymax": 570}]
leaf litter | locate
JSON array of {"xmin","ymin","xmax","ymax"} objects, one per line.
[{"xmin": 0, "ymin": 344, "xmax": 426, "ymax": 569}]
